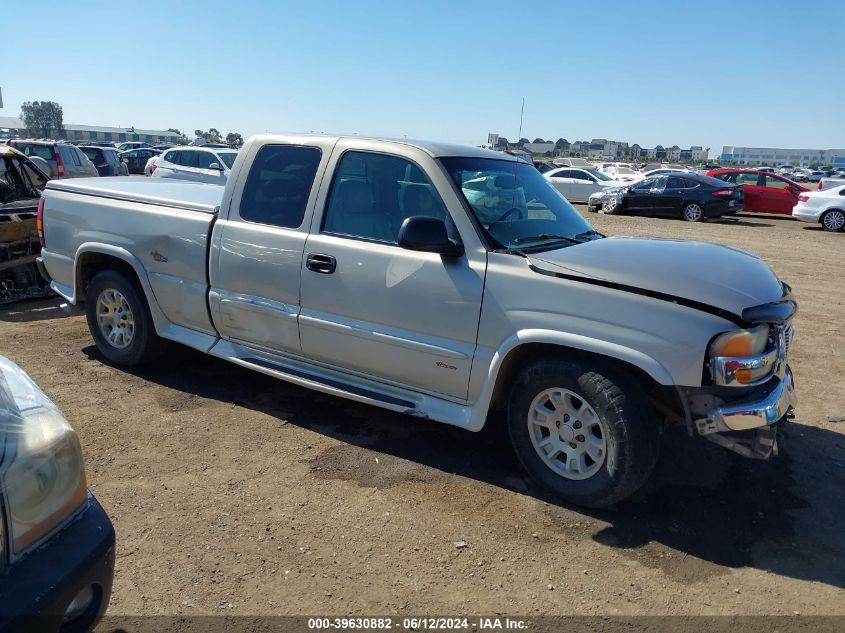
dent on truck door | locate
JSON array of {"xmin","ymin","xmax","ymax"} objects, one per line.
[
  {"xmin": 298, "ymin": 149, "xmax": 485, "ymax": 400},
  {"xmin": 208, "ymin": 142, "xmax": 328, "ymax": 354}
]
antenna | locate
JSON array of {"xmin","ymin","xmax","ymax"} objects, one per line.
[{"xmin": 518, "ymin": 97, "xmax": 525, "ymax": 141}]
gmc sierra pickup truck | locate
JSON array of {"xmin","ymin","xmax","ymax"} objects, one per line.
[{"xmin": 37, "ymin": 135, "xmax": 797, "ymax": 507}]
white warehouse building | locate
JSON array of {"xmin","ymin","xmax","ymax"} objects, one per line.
[{"xmin": 720, "ymin": 146, "xmax": 845, "ymax": 168}]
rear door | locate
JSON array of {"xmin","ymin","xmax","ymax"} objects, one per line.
[
  {"xmin": 734, "ymin": 172, "xmax": 765, "ymax": 211},
  {"xmin": 172, "ymin": 150, "xmax": 199, "ymax": 181},
  {"xmin": 568, "ymin": 169, "xmax": 598, "ymax": 202},
  {"xmin": 297, "ymin": 142, "xmax": 485, "ymax": 399},
  {"xmin": 547, "ymin": 169, "xmax": 574, "ymax": 199},
  {"xmin": 208, "ymin": 139, "xmax": 332, "ymax": 354},
  {"xmin": 195, "ymin": 151, "xmax": 228, "ymax": 184}
]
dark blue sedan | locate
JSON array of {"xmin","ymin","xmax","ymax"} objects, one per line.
[{"xmin": 0, "ymin": 356, "xmax": 115, "ymax": 633}]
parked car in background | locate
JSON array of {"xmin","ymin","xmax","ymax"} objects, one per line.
[
  {"xmin": 552, "ymin": 157, "xmax": 591, "ymax": 167},
  {"xmin": 0, "ymin": 355, "xmax": 115, "ymax": 633},
  {"xmin": 588, "ymin": 173, "xmax": 742, "ymax": 221},
  {"xmin": 0, "ymin": 145, "xmax": 51, "ymax": 304},
  {"xmin": 707, "ymin": 169, "xmax": 807, "ymax": 215},
  {"xmin": 80, "ymin": 146, "xmax": 128, "ymax": 177},
  {"xmin": 119, "ymin": 148, "xmax": 161, "ymax": 175},
  {"xmin": 792, "ymin": 184, "xmax": 845, "ymax": 232},
  {"xmin": 602, "ymin": 166, "xmax": 641, "ymax": 183},
  {"xmin": 144, "ymin": 154, "xmax": 159, "ymax": 177},
  {"xmin": 8, "ymin": 140, "xmax": 99, "ymax": 180},
  {"xmin": 151, "ymin": 146, "xmax": 238, "ymax": 184},
  {"xmin": 152, "ymin": 144, "xmax": 175, "ymax": 151},
  {"xmin": 807, "ymin": 171, "xmax": 825, "ymax": 183},
  {"xmin": 545, "ymin": 166, "xmax": 623, "ymax": 202},
  {"xmin": 115, "ymin": 141, "xmax": 151, "ymax": 152},
  {"xmin": 817, "ymin": 176, "xmax": 845, "ymax": 190},
  {"xmin": 534, "ymin": 161, "xmax": 558, "ymax": 174}
]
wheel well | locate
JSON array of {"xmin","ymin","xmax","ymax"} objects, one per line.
[
  {"xmin": 488, "ymin": 343, "xmax": 681, "ymax": 417},
  {"xmin": 820, "ymin": 208, "xmax": 845, "ymax": 219},
  {"xmin": 76, "ymin": 252, "xmax": 142, "ymax": 301}
]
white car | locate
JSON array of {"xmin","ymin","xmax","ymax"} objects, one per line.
[
  {"xmin": 603, "ymin": 166, "xmax": 642, "ymax": 183},
  {"xmin": 545, "ymin": 167, "xmax": 624, "ymax": 203},
  {"xmin": 151, "ymin": 146, "xmax": 238, "ymax": 184},
  {"xmin": 792, "ymin": 185, "xmax": 845, "ymax": 231},
  {"xmin": 144, "ymin": 155, "xmax": 158, "ymax": 177}
]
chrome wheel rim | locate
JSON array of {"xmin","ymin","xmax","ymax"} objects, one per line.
[
  {"xmin": 604, "ymin": 197, "xmax": 618, "ymax": 212},
  {"xmin": 96, "ymin": 288, "xmax": 135, "ymax": 349},
  {"xmin": 684, "ymin": 203, "xmax": 703, "ymax": 221},
  {"xmin": 527, "ymin": 388, "xmax": 608, "ymax": 481},
  {"xmin": 823, "ymin": 210, "xmax": 845, "ymax": 231}
]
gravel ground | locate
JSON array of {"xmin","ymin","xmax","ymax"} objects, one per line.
[{"xmin": 1, "ymin": 208, "xmax": 843, "ymax": 617}]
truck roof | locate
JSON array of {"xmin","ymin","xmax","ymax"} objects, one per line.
[{"xmin": 251, "ymin": 134, "xmax": 519, "ymax": 161}]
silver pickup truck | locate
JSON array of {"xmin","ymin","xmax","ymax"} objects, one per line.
[{"xmin": 38, "ymin": 134, "xmax": 797, "ymax": 507}]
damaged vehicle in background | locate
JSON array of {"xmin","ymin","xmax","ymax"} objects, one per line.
[{"xmin": 0, "ymin": 146, "xmax": 51, "ymax": 304}]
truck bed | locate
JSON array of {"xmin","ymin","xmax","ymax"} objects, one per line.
[{"xmin": 45, "ymin": 177, "xmax": 224, "ymax": 214}]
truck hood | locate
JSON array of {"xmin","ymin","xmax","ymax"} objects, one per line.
[{"xmin": 528, "ymin": 237, "xmax": 785, "ymax": 317}]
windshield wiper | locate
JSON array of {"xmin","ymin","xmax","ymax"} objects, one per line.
[
  {"xmin": 512, "ymin": 233, "xmax": 584, "ymax": 245},
  {"xmin": 572, "ymin": 229, "xmax": 604, "ymax": 240}
]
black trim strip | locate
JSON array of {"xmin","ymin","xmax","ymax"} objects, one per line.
[
  {"xmin": 527, "ymin": 263, "xmax": 748, "ymax": 326},
  {"xmin": 242, "ymin": 357, "xmax": 415, "ymax": 408}
]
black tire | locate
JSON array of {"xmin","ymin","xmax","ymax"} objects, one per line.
[
  {"xmin": 507, "ymin": 359, "xmax": 660, "ymax": 508},
  {"xmin": 603, "ymin": 196, "xmax": 622, "ymax": 215},
  {"xmin": 821, "ymin": 209, "xmax": 845, "ymax": 232},
  {"xmin": 681, "ymin": 201, "xmax": 704, "ymax": 222},
  {"xmin": 85, "ymin": 269, "xmax": 167, "ymax": 365}
]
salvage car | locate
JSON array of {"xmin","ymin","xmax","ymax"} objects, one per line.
[
  {"xmin": 707, "ymin": 169, "xmax": 807, "ymax": 215},
  {"xmin": 38, "ymin": 135, "xmax": 797, "ymax": 508},
  {"xmin": 0, "ymin": 355, "xmax": 115, "ymax": 632},
  {"xmin": 588, "ymin": 173, "xmax": 743, "ymax": 221},
  {"xmin": 0, "ymin": 145, "xmax": 51, "ymax": 304}
]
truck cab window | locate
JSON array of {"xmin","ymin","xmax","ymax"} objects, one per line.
[
  {"xmin": 322, "ymin": 151, "xmax": 447, "ymax": 243},
  {"xmin": 239, "ymin": 144, "xmax": 322, "ymax": 228}
]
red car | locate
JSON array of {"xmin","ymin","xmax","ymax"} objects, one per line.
[{"xmin": 706, "ymin": 169, "xmax": 808, "ymax": 215}]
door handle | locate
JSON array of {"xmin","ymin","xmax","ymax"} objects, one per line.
[{"xmin": 306, "ymin": 253, "xmax": 337, "ymax": 274}]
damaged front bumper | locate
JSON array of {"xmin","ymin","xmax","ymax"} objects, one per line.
[{"xmin": 692, "ymin": 366, "xmax": 796, "ymax": 459}]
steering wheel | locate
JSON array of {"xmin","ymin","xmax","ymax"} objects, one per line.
[{"xmin": 493, "ymin": 207, "xmax": 526, "ymax": 223}]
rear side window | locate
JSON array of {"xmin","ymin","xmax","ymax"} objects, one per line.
[
  {"xmin": 12, "ymin": 143, "xmax": 53, "ymax": 160},
  {"xmin": 59, "ymin": 145, "xmax": 81, "ymax": 166},
  {"xmin": 81, "ymin": 148, "xmax": 103, "ymax": 163},
  {"xmin": 239, "ymin": 144, "xmax": 322, "ymax": 228},
  {"xmin": 550, "ymin": 169, "xmax": 572, "ymax": 178},
  {"xmin": 196, "ymin": 152, "xmax": 217, "ymax": 169}
]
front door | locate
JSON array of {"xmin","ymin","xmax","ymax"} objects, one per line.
[
  {"xmin": 298, "ymin": 146, "xmax": 485, "ymax": 400},
  {"xmin": 208, "ymin": 140, "xmax": 331, "ymax": 354},
  {"xmin": 761, "ymin": 174, "xmax": 800, "ymax": 214},
  {"xmin": 624, "ymin": 177, "xmax": 658, "ymax": 213},
  {"xmin": 735, "ymin": 172, "xmax": 764, "ymax": 211}
]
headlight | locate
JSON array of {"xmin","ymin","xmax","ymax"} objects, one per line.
[
  {"xmin": 708, "ymin": 324, "xmax": 776, "ymax": 386},
  {"xmin": 0, "ymin": 358, "xmax": 88, "ymax": 555},
  {"xmin": 710, "ymin": 324, "xmax": 769, "ymax": 358}
]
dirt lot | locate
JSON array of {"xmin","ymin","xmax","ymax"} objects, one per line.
[{"xmin": 1, "ymin": 208, "xmax": 844, "ymax": 617}]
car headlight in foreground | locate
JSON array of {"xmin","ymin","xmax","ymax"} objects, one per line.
[
  {"xmin": 0, "ymin": 356, "xmax": 88, "ymax": 556},
  {"xmin": 708, "ymin": 324, "xmax": 789, "ymax": 387}
]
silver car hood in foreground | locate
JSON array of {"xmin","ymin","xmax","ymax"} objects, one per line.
[{"xmin": 528, "ymin": 237, "xmax": 785, "ymax": 317}]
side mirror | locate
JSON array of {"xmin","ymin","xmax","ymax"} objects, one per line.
[
  {"xmin": 208, "ymin": 162, "xmax": 223, "ymax": 171},
  {"xmin": 398, "ymin": 216, "xmax": 463, "ymax": 258}
]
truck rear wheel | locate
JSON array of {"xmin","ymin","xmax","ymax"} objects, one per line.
[
  {"xmin": 85, "ymin": 269, "xmax": 167, "ymax": 366},
  {"xmin": 507, "ymin": 359, "xmax": 660, "ymax": 508}
]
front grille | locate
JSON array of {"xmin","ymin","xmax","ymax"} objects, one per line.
[{"xmin": 784, "ymin": 325, "xmax": 794, "ymax": 357}]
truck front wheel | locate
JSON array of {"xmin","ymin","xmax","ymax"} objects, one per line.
[
  {"xmin": 507, "ymin": 359, "xmax": 660, "ymax": 508},
  {"xmin": 85, "ymin": 269, "xmax": 167, "ymax": 366}
]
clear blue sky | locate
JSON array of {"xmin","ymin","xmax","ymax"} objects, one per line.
[{"xmin": 4, "ymin": 0, "xmax": 843, "ymax": 156}]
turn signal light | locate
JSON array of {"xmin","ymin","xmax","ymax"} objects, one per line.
[
  {"xmin": 36, "ymin": 197, "xmax": 45, "ymax": 247},
  {"xmin": 711, "ymin": 189, "xmax": 735, "ymax": 197},
  {"xmin": 798, "ymin": 194, "xmax": 809, "ymax": 202}
]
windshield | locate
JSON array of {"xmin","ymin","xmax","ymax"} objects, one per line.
[
  {"xmin": 585, "ymin": 167, "xmax": 612, "ymax": 181},
  {"xmin": 219, "ymin": 152, "xmax": 238, "ymax": 168},
  {"xmin": 439, "ymin": 157, "xmax": 597, "ymax": 250},
  {"xmin": 81, "ymin": 147, "xmax": 103, "ymax": 163},
  {"xmin": 0, "ymin": 156, "xmax": 43, "ymax": 207}
]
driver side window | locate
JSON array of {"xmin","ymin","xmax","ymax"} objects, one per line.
[{"xmin": 322, "ymin": 151, "xmax": 447, "ymax": 244}]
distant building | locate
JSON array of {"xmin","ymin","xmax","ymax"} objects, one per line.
[
  {"xmin": 0, "ymin": 116, "xmax": 181, "ymax": 145},
  {"xmin": 720, "ymin": 145, "xmax": 845, "ymax": 167},
  {"xmin": 523, "ymin": 142, "xmax": 556, "ymax": 155}
]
